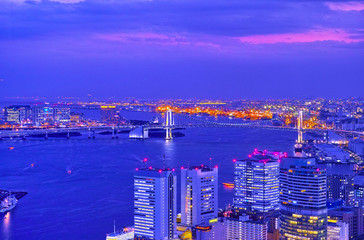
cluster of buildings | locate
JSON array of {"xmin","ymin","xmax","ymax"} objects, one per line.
[
  {"xmin": 106, "ymin": 148, "xmax": 364, "ymax": 240},
  {"xmin": 2, "ymin": 104, "xmax": 72, "ymax": 126},
  {"xmin": 1, "ymin": 104, "xmax": 124, "ymax": 127}
]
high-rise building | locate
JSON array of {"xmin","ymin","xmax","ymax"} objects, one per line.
[
  {"xmin": 327, "ymin": 174, "xmax": 354, "ymax": 206},
  {"xmin": 4, "ymin": 105, "xmax": 32, "ymax": 124},
  {"xmin": 233, "ymin": 150, "xmax": 280, "ymax": 218},
  {"xmin": 181, "ymin": 165, "xmax": 218, "ymax": 226},
  {"xmin": 226, "ymin": 215, "xmax": 268, "ymax": 240},
  {"xmin": 279, "ymin": 157, "xmax": 327, "ymax": 240},
  {"xmin": 134, "ymin": 168, "xmax": 177, "ymax": 240}
]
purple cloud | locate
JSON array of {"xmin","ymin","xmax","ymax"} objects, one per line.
[
  {"xmin": 326, "ymin": 1, "xmax": 364, "ymax": 11},
  {"xmin": 236, "ymin": 28, "xmax": 364, "ymax": 44},
  {"xmin": 0, "ymin": 0, "xmax": 363, "ymax": 98},
  {"xmin": 93, "ymin": 32, "xmax": 221, "ymax": 49}
]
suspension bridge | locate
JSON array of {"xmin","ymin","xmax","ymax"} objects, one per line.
[{"xmin": 0, "ymin": 109, "xmax": 363, "ymax": 140}]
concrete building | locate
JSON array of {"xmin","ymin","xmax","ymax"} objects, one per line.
[
  {"xmin": 194, "ymin": 218, "xmax": 226, "ymax": 240},
  {"xmin": 181, "ymin": 165, "xmax": 218, "ymax": 226},
  {"xmin": 328, "ymin": 207, "xmax": 364, "ymax": 239},
  {"xmin": 327, "ymin": 220, "xmax": 349, "ymax": 240},
  {"xmin": 134, "ymin": 168, "xmax": 177, "ymax": 240},
  {"xmin": 279, "ymin": 157, "xmax": 327, "ymax": 240}
]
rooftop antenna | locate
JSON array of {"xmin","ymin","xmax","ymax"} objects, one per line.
[
  {"xmin": 143, "ymin": 158, "xmax": 147, "ymax": 168},
  {"xmin": 113, "ymin": 220, "xmax": 116, "ymax": 234},
  {"xmin": 209, "ymin": 157, "xmax": 212, "ymax": 168},
  {"xmin": 163, "ymin": 154, "xmax": 166, "ymax": 169},
  {"xmin": 187, "ymin": 159, "xmax": 190, "ymax": 169}
]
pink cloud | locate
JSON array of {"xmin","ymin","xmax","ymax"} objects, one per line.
[
  {"xmin": 236, "ymin": 29, "xmax": 363, "ymax": 44},
  {"xmin": 326, "ymin": 1, "xmax": 364, "ymax": 11},
  {"xmin": 93, "ymin": 32, "xmax": 220, "ymax": 49}
]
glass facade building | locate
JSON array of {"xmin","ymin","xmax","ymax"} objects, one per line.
[
  {"xmin": 233, "ymin": 151, "xmax": 280, "ymax": 217},
  {"xmin": 279, "ymin": 157, "xmax": 327, "ymax": 240}
]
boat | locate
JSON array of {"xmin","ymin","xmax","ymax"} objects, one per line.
[
  {"xmin": 223, "ymin": 182, "xmax": 234, "ymax": 188},
  {"xmin": 0, "ymin": 190, "xmax": 27, "ymax": 213},
  {"xmin": 1, "ymin": 193, "xmax": 18, "ymax": 213}
]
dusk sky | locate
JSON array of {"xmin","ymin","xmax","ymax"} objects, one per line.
[{"xmin": 0, "ymin": 0, "xmax": 363, "ymax": 99}]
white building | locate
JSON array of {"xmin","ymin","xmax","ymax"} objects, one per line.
[
  {"xmin": 134, "ymin": 168, "xmax": 177, "ymax": 240},
  {"xmin": 327, "ymin": 220, "xmax": 349, "ymax": 240},
  {"xmin": 226, "ymin": 215, "xmax": 267, "ymax": 240},
  {"xmin": 181, "ymin": 165, "xmax": 218, "ymax": 226}
]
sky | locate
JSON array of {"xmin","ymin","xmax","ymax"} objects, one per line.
[{"xmin": 0, "ymin": 0, "xmax": 363, "ymax": 99}]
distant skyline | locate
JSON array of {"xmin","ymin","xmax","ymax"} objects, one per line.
[{"xmin": 0, "ymin": 0, "xmax": 363, "ymax": 99}]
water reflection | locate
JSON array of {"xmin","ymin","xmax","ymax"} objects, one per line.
[
  {"xmin": 2, "ymin": 212, "xmax": 11, "ymax": 240},
  {"xmin": 163, "ymin": 139, "xmax": 176, "ymax": 167}
]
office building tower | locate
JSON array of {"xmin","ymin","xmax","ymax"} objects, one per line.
[
  {"xmin": 233, "ymin": 150, "xmax": 280, "ymax": 218},
  {"xmin": 279, "ymin": 157, "xmax": 327, "ymax": 240},
  {"xmin": 181, "ymin": 165, "xmax": 218, "ymax": 226},
  {"xmin": 327, "ymin": 174, "xmax": 354, "ymax": 206},
  {"xmin": 226, "ymin": 215, "xmax": 267, "ymax": 240},
  {"xmin": 134, "ymin": 168, "xmax": 177, "ymax": 240}
]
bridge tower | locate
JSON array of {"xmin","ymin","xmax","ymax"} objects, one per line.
[
  {"xmin": 297, "ymin": 110, "xmax": 303, "ymax": 144},
  {"xmin": 165, "ymin": 109, "xmax": 174, "ymax": 140},
  {"xmin": 294, "ymin": 110, "xmax": 304, "ymax": 156}
]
